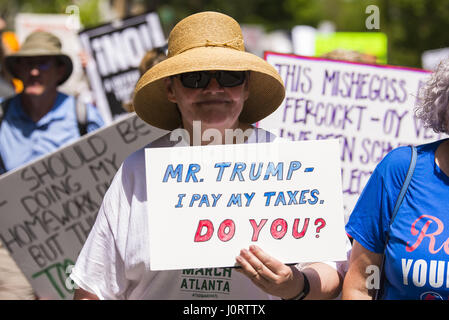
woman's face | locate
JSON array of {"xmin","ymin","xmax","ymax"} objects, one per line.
[{"xmin": 164, "ymin": 71, "xmax": 250, "ymax": 131}]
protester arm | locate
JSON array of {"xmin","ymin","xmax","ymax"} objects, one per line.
[
  {"xmin": 235, "ymin": 245, "xmax": 343, "ymax": 300},
  {"xmin": 342, "ymin": 240, "xmax": 382, "ymax": 300}
]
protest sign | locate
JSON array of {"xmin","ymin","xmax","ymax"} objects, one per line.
[
  {"xmin": 79, "ymin": 12, "xmax": 166, "ymax": 123},
  {"xmin": 0, "ymin": 113, "xmax": 167, "ymax": 299},
  {"xmin": 260, "ymin": 52, "xmax": 445, "ymax": 221},
  {"xmin": 145, "ymin": 139, "xmax": 348, "ymax": 271}
]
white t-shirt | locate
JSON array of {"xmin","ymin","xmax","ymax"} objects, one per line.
[{"xmin": 70, "ymin": 127, "xmax": 350, "ymax": 300}]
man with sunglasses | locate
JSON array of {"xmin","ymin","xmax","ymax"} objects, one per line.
[
  {"xmin": 0, "ymin": 31, "xmax": 104, "ymax": 299},
  {"xmin": 71, "ymin": 11, "xmax": 349, "ymax": 301},
  {"xmin": 0, "ymin": 31, "xmax": 104, "ymax": 175}
]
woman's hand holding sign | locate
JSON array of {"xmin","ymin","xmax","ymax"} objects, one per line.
[
  {"xmin": 235, "ymin": 245, "xmax": 343, "ymax": 300},
  {"xmin": 235, "ymin": 245, "xmax": 306, "ymax": 300}
]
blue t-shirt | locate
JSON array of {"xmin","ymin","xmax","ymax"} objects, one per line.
[
  {"xmin": 0, "ymin": 92, "xmax": 104, "ymax": 174},
  {"xmin": 346, "ymin": 139, "xmax": 449, "ymax": 300}
]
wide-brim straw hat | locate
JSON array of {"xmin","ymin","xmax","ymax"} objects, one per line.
[
  {"xmin": 133, "ymin": 11, "xmax": 285, "ymax": 130},
  {"xmin": 5, "ymin": 31, "xmax": 73, "ymax": 85}
]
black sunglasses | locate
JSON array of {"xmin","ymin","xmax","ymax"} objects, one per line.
[{"xmin": 177, "ymin": 71, "xmax": 246, "ymax": 89}]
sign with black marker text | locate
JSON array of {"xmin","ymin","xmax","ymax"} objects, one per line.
[
  {"xmin": 260, "ymin": 52, "xmax": 444, "ymax": 221},
  {"xmin": 79, "ymin": 12, "xmax": 166, "ymax": 123}
]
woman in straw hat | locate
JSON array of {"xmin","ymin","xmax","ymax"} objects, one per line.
[{"xmin": 71, "ymin": 11, "xmax": 349, "ymax": 300}]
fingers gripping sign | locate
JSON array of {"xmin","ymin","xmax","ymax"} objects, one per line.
[
  {"xmin": 236, "ymin": 246, "xmax": 276, "ymax": 285},
  {"xmin": 235, "ymin": 245, "xmax": 304, "ymax": 299}
]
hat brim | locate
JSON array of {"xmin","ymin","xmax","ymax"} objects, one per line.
[
  {"xmin": 133, "ymin": 46, "xmax": 285, "ymax": 130},
  {"xmin": 5, "ymin": 53, "xmax": 73, "ymax": 85}
]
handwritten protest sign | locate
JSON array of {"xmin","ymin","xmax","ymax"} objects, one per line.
[
  {"xmin": 260, "ymin": 52, "xmax": 445, "ymax": 221},
  {"xmin": 0, "ymin": 113, "xmax": 167, "ymax": 299},
  {"xmin": 79, "ymin": 12, "xmax": 166, "ymax": 123},
  {"xmin": 145, "ymin": 139, "xmax": 347, "ymax": 270}
]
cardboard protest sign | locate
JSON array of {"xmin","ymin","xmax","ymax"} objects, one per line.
[
  {"xmin": 260, "ymin": 52, "xmax": 445, "ymax": 221},
  {"xmin": 79, "ymin": 12, "xmax": 166, "ymax": 123},
  {"xmin": 15, "ymin": 13, "xmax": 87, "ymax": 98},
  {"xmin": 0, "ymin": 113, "xmax": 167, "ymax": 299},
  {"xmin": 146, "ymin": 139, "xmax": 347, "ymax": 270}
]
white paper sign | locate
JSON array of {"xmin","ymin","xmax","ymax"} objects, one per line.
[
  {"xmin": 145, "ymin": 139, "xmax": 347, "ymax": 271},
  {"xmin": 260, "ymin": 52, "xmax": 445, "ymax": 222},
  {"xmin": 0, "ymin": 113, "xmax": 167, "ymax": 299}
]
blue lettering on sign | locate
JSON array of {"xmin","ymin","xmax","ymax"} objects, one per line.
[
  {"xmin": 163, "ymin": 164, "xmax": 183, "ymax": 182},
  {"xmin": 212, "ymin": 161, "xmax": 303, "ymax": 182},
  {"xmin": 176, "ymin": 193, "xmax": 222, "ymax": 208},
  {"xmin": 230, "ymin": 162, "xmax": 246, "ymax": 181},
  {"xmin": 163, "ymin": 163, "xmax": 202, "ymax": 182},
  {"xmin": 227, "ymin": 194, "xmax": 242, "ymax": 207},
  {"xmin": 264, "ymin": 189, "xmax": 321, "ymax": 207},
  {"xmin": 165, "ymin": 161, "xmax": 306, "ymax": 183},
  {"xmin": 165, "ymin": 160, "xmax": 320, "ymax": 208},
  {"xmin": 215, "ymin": 162, "xmax": 231, "ymax": 182}
]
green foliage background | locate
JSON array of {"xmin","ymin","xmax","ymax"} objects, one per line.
[{"xmin": 1, "ymin": 0, "xmax": 448, "ymax": 68}]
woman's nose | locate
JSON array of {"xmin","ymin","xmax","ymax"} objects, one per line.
[{"xmin": 203, "ymin": 77, "xmax": 224, "ymax": 93}]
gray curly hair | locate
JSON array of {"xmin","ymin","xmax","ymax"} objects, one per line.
[{"xmin": 415, "ymin": 58, "xmax": 449, "ymax": 134}]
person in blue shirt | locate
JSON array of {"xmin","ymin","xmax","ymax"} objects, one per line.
[
  {"xmin": 343, "ymin": 58, "xmax": 449, "ymax": 300},
  {"xmin": 0, "ymin": 30, "xmax": 104, "ymax": 175},
  {"xmin": 0, "ymin": 31, "xmax": 104, "ymax": 300}
]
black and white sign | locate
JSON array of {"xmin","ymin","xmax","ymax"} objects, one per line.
[{"xmin": 79, "ymin": 12, "xmax": 166, "ymax": 123}]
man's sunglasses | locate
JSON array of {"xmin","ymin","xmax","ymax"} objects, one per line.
[
  {"xmin": 177, "ymin": 71, "xmax": 246, "ymax": 89},
  {"xmin": 18, "ymin": 59, "xmax": 54, "ymax": 71}
]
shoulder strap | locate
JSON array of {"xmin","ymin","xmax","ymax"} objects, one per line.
[
  {"xmin": 375, "ymin": 145, "xmax": 417, "ymax": 300},
  {"xmin": 0, "ymin": 98, "xmax": 12, "ymax": 174},
  {"xmin": 75, "ymin": 96, "xmax": 88, "ymax": 136},
  {"xmin": 389, "ymin": 145, "xmax": 417, "ymax": 226}
]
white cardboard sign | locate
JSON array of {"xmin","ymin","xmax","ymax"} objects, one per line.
[
  {"xmin": 260, "ymin": 52, "xmax": 445, "ymax": 222},
  {"xmin": 145, "ymin": 139, "xmax": 347, "ymax": 270}
]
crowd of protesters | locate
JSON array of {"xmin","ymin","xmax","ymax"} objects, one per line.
[{"xmin": 0, "ymin": 10, "xmax": 448, "ymax": 301}]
